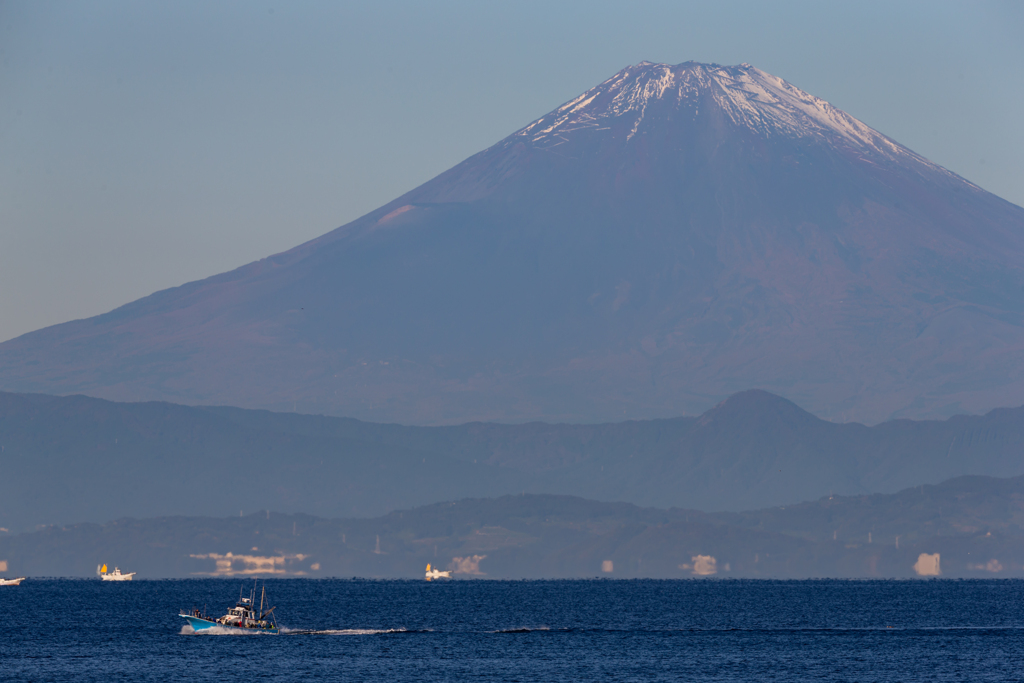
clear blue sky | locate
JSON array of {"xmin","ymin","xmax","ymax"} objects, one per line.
[{"xmin": 1, "ymin": 0, "xmax": 1022, "ymax": 343}]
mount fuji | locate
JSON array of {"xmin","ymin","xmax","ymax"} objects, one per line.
[{"xmin": 3, "ymin": 61, "xmax": 1024, "ymax": 424}]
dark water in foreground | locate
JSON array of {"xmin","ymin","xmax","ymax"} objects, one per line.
[{"xmin": 3, "ymin": 579, "xmax": 1024, "ymax": 681}]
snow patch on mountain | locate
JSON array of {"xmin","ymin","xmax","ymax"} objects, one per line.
[
  {"xmin": 511, "ymin": 61, "xmax": 966, "ymax": 182},
  {"xmin": 709, "ymin": 65, "xmax": 898, "ymax": 154}
]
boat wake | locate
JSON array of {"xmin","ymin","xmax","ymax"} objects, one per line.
[
  {"xmin": 180, "ymin": 623, "xmax": 427, "ymax": 636},
  {"xmin": 278, "ymin": 627, "xmax": 419, "ymax": 635},
  {"xmin": 180, "ymin": 625, "xmax": 270, "ymax": 636},
  {"xmin": 495, "ymin": 626, "xmax": 563, "ymax": 633}
]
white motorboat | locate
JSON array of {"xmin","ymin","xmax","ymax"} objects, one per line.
[
  {"xmin": 0, "ymin": 577, "xmax": 25, "ymax": 586},
  {"xmin": 98, "ymin": 564, "xmax": 136, "ymax": 581},
  {"xmin": 425, "ymin": 563, "xmax": 451, "ymax": 580}
]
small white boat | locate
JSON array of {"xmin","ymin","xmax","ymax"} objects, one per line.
[
  {"xmin": 425, "ymin": 563, "xmax": 451, "ymax": 581},
  {"xmin": 98, "ymin": 564, "xmax": 136, "ymax": 581},
  {"xmin": 0, "ymin": 577, "xmax": 25, "ymax": 586}
]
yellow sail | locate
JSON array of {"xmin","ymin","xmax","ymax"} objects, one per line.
[{"xmin": 101, "ymin": 564, "xmax": 107, "ymax": 574}]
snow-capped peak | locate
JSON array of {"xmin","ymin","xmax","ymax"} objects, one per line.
[{"xmin": 511, "ymin": 62, "xmax": 934, "ymax": 168}]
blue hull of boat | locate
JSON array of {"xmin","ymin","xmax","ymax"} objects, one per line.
[
  {"xmin": 182, "ymin": 615, "xmax": 218, "ymax": 631},
  {"xmin": 180, "ymin": 614, "xmax": 278, "ymax": 634}
]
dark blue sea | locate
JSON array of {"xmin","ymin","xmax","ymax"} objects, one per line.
[{"xmin": 4, "ymin": 579, "xmax": 1024, "ymax": 681}]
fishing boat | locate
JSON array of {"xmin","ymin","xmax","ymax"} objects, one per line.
[
  {"xmin": 98, "ymin": 564, "xmax": 135, "ymax": 581},
  {"xmin": 425, "ymin": 563, "xmax": 451, "ymax": 580},
  {"xmin": 180, "ymin": 580, "xmax": 278, "ymax": 633},
  {"xmin": 0, "ymin": 577, "xmax": 25, "ymax": 586}
]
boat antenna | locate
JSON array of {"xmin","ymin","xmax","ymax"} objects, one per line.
[{"xmin": 260, "ymin": 583, "xmax": 265, "ymax": 618}]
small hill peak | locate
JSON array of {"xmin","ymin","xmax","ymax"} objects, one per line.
[{"xmin": 698, "ymin": 390, "xmax": 818, "ymax": 428}]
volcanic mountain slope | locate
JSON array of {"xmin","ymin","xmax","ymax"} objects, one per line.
[{"xmin": 3, "ymin": 61, "xmax": 1024, "ymax": 423}]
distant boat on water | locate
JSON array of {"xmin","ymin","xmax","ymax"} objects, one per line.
[
  {"xmin": 0, "ymin": 577, "xmax": 25, "ymax": 586},
  {"xmin": 425, "ymin": 564, "xmax": 451, "ymax": 581},
  {"xmin": 180, "ymin": 580, "xmax": 279, "ymax": 633},
  {"xmin": 98, "ymin": 564, "xmax": 135, "ymax": 581}
]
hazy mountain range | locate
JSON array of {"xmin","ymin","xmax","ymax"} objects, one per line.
[
  {"xmin": 3, "ymin": 389, "xmax": 1023, "ymax": 533},
  {"xmin": 2, "ymin": 62, "xmax": 1023, "ymax": 424},
  {"xmin": 3, "ymin": 474, "xmax": 1023, "ymax": 579}
]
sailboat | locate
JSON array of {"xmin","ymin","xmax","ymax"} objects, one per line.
[{"xmin": 98, "ymin": 564, "xmax": 136, "ymax": 581}]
